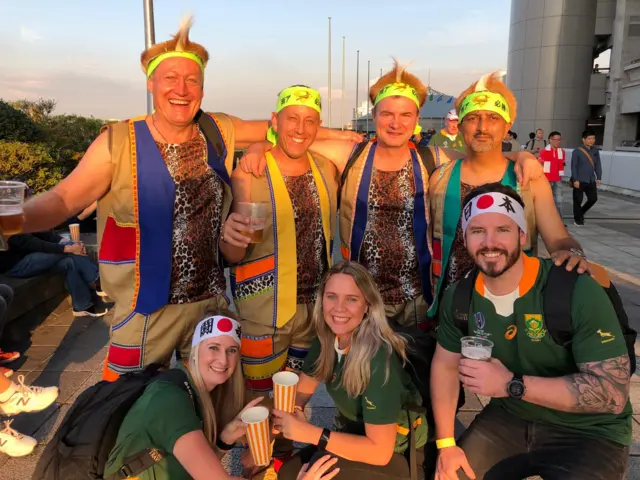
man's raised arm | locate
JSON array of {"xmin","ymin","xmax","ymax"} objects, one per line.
[{"xmin": 20, "ymin": 132, "xmax": 113, "ymax": 234}]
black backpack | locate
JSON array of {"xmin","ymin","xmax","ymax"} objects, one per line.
[
  {"xmin": 33, "ymin": 365, "xmax": 193, "ymax": 480},
  {"xmin": 451, "ymin": 265, "xmax": 637, "ymax": 374},
  {"xmin": 340, "ymin": 141, "xmax": 437, "ymax": 189}
]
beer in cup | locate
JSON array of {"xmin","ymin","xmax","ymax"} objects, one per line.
[
  {"xmin": 461, "ymin": 336, "xmax": 494, "ymax": 361},
  {"xmin": 272, "ymin": 371, "xmax": 299, "ymax": 414},
  {"xmin": 0, "ymin": 181, "xmax": 27, "ymax": 251},
  {"xmin": 69, "ymin": 223, "xmax": 80, "ymax": 242},
  {"xmin": 235, "ymin": 202, "xmax": 267, "ymax": 243},
  {"xmin": 240, "ymin": 406, "xmax": 272, "ymax": 466}
]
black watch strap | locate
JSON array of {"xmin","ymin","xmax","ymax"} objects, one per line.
[
  {"xmin": 317, "ymin": 428, "xmax": 331, "ymax": 451},
  {"xmin": 216, "ymin": 437, "xmax": 235, "ymax": 451}
]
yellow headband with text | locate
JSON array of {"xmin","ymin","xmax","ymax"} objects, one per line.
[
  {"xmin": 146, "ymin": 52, "xmax": 205, "ymax": 78},
  {"xmin": 267, "ymin": 86, "xmax": 322, "ymax": 145},
  {"xmin": 458, "ymin": 91, "xmax": 511, "ymax": 123},
  {"xmin": 374, "ymin": 83, "xmax": 420, "ymax": 108}
]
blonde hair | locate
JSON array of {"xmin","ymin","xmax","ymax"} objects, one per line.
[
  {"xmin": 310, "ymin": 261, "xmax": 408, "ymax": 398},
  {"xmin": 455, "ymin": 72, "xmax": 518, "ymax": 123},
  {"xmin": 188, "ymin": 308, "xmax": 246, "ymax": 446},
  {"xmin": 369, "ymin": 58, "xmax": 428, "ymax": 108},
  {"xmin": 140, "ymin": 15, "xmax": 209, "ymax": 75}
]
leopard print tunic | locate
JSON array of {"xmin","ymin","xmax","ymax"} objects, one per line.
[
  {"xmin": 157, "ymin": 130, "xmax": 226, "ymax": 304},
  {"xmin": 360, "ymin": 161, "xmax": 421, "ymax": 305},
  {"xmin": 283, "ymin": 170, "xmax": 326, "ymax": 304},
  {"xmin": 443, "ymin": 181, "xmax": 475, "ymax": 290}
]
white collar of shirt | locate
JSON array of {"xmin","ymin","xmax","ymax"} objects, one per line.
[
  {"xmin": 334, "ymin": 337, "xmax": 349, "ymax": 362},
  {"xmin": 483, "ymin": 287, "xmax": 520, "ymax": 317}
]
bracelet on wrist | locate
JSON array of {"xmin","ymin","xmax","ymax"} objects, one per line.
[
  {"xmin": 216, "ymin": 436, "xmax": 235, "ymax": 451},
  {"xmin": 436, "ymin": 437, "xmax": 456, "ymax": 449}
]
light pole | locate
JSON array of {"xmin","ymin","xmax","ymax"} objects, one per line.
[
  {"xmin": 341, "ymin": 36, "xmax": 346, "ymax": 130},
  {"xmin": 366, "ymin": 60, "xmax": 370, "ymax": 133},
  {"xmin": 143, "ymin": 0, "xmax": 156, "ymax": 114},
  {"xmin": 355, "ymin": 50, "xmax": 360, "ymax": 132},
  {"xmin": 328, "ymin": 17, "xmax": 332, "ymax": 128}
]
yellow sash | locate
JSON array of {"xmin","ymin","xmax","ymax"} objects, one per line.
[{"xmin": 265, "ymin": 151, "xmax": 333, "ymax": 327}]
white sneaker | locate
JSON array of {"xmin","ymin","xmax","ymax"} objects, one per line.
[
  {"xmin": 0, "ymin": 375, "xmax": 59, "ymax": 415},
  {"xmin": 0, "ymin": 420, "xmax": 37, "ymax": 457}
]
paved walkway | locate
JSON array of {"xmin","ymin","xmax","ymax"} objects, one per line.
[{"xmin": 1, "ymin": 186, "xmax": 639, "ymax": 479}]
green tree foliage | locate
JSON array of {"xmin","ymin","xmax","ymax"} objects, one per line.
[
  {"xmin": 0, "ymin": 100, "xmax": 42, "ymax": 143},
  {"xmin": 0, "ymin": 99, "xmax": 106, "ymax": 189},
  {"xmin": 0, "ymin": 141, "xmax": 63, "ymax": 191}
]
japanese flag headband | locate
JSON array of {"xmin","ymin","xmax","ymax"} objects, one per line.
[
  {"xmin": 462, "ymin": 192, "xmax": 527, "ymax": 235},
  {"xmin": 192, "ymin": 315, "xmax": 242, "ymax": 348}
]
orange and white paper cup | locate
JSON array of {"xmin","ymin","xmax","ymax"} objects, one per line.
[
  {"xmin": 273, "ymin": 371, "xmax": 299, "ymax": 414},
  {"xmin": 241, "ymin": 406, "xmax": 271, "ymax": 466},
  {"xmin": 69, "ymin": 223, "xmax": 80, "ymax": 242}
]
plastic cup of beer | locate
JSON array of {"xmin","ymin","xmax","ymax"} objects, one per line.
[
  {"xmin": 236, "ymin": 202, "xmax": 267, "ymax": 243},
  {"xmin": 241, "ymin": 406, "xmax": 272, "ymax": 466},
  {"xmin": 69, "ymin": 223, "xmax": 80, "ymax": 242},
  {"xmin": 0, "ymin": 181, "xmax": 27, "ymax": 251},
  {"xmin": 273, "ymin": 371, "xmax": 299, "ymax": 414},
  {"xmin": 461, "ymin": 336, "xmax": 494, "ymax": 361}
]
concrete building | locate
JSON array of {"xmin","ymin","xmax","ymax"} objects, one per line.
[{"xmin": 507, "ymin": 0, "xmax": 640, "ymax": 149}]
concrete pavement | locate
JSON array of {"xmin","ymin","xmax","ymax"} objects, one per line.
[{"xmin": 1, "ymin": 186, "xmax": 639, "ymax": 479}]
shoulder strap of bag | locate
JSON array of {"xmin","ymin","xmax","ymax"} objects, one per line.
[
  {"xmin": 195, "ymin": 110, "xmax": 225, "ymax": 158},
  {"xmin": 451, "ymin": 268, "xmax": 478, "ymax": 334},
  {"xmin": 577, "ymin": 146, "xmax": 595, "ymax": 169},
  {"xmin": 417, "ymin": 145, "xmax": 436, "ymax": 175},
  {"xmin": 341, "ymin": 140, "xmax": 369, "ymax": 186},
  {"xmin": 543, "ymin": 266, "xmax": 579, "ymax": 347}
]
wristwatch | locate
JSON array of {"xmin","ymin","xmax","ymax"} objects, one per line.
[
  {"xmin": 569, "ymin": 248, "xmax": 586, "ymax": 259},
  {"xmin": 507, "ymin": 374, "xmax": 526, "ymax": 400}
]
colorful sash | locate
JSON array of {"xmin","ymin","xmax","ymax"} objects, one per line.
[
  {"xmin": 348, "ymin": 143, "xmax": 432, "ymax": 305},
  {"xmin": 429, "ymin": 160, "xmax": 521, "ymax": 315},
  {"xmin": 236, "ymin": 152, "xmax": 333, "ymax": 328}
]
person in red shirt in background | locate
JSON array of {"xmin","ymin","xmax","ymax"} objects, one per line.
[{"xmin": 539, "ymin": 131, "xmax": 565, "ymax": 218}]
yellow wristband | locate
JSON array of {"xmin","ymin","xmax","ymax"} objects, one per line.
[{"xmin": 436, "ymin": 437, "xmax": 456, "ymax": 449}]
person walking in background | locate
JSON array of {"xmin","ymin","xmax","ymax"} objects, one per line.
[
  {"xmin": 539, "ymin": 131, "xmax": 566, "ymax": 216},
  {"xmin": 525, "ymin": 128, "xmax": 547, "ymax": 158},
  {"xmin": 571, "ymin": 130, "xmax": 602, "ymax": 226}
]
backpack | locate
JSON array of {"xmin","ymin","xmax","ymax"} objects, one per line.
[
  {"xmin": 33, "ymin": 365, "xmax": 193, "ymax": 480},
  {"xmin": 340, "ymin": 141, "xmax": 437, "ymax": 188},
  {"xmin": 451, "ymin": 265, "xmax": 637, "ymax": 374}
]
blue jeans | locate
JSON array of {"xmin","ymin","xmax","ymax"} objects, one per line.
[
  {"xmin": 0, "ymin": 285, "xmax": 13, "ymax": 340},
  {"xmin": 9, "ymin": 253, "xmax": 99, "ymax": 311},
  {"xmin": 550, "ymin": 181, "xmax": 562, "ymax": 216}
]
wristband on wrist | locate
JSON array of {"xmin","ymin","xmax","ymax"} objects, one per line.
[
  {"xmin": 317, "ymin": 428, "xmax": 331, "ymax": 451},
  {"xmin": 436, "ymin": 437, "xmax": 456, "ymax": 449},
  {"xmin": 216, "ymin": 436, "xmax": 234, "ymax": 451}
]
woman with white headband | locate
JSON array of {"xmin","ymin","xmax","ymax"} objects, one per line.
[{"xmin": 104, "ymin": 310, "xmax": 255, "ymax": 479}]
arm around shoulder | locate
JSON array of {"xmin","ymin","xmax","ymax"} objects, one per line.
[{"xmin": 531, "ymin": 178, "xmax": 581, "ymax": 253}]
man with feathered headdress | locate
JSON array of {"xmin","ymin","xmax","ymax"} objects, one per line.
[
  {"xmin": 427, "ymin": 72, "xmax": 589, "ymax": 320},
  {"xmin": 239, "ymin": 61, "xmax": 542, "ymax": 330},
  {"xmin": 15, "ymin": 16, "xmax": 357, "ymax": 381}
]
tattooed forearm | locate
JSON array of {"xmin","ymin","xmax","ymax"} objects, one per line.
[{"xmin": 566, "ymin": 354, "xmax": 630, "ymax": 414}]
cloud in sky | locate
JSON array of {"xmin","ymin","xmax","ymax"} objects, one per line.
[{"xmin": 19, "ymin": 26, "xmax": 42, "ymax": 42}]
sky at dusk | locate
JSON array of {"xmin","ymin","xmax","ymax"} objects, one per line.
[{"xmin": 0, "ymin": 0, "xmax": 511, "ymax": 126}]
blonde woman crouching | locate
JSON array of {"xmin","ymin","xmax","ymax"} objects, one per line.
[
  {"xmin": 276, "ymin": 261, "xmax": 428, "ymax": 480},
  {"xmin": 104, "ymin": 310, "xmax": 260, "ymax": 480}
]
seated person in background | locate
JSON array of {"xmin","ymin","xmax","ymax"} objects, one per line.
[
  {"xmin": 431, "ymin": 184, "xmax": 631, "ymax": 480},
  {"xmin": 276, "ymin": 261, "xmax": 428, "ymax": 480},
  {"xmin": 0, "ymin": 285, "xmax": 19, "ymax": 376},
  {"xmin": 0, "ymin": 231, "xmax": 107, "ymax": 317}
]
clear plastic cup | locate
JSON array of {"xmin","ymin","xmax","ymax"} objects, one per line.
[
  {"xmin": 235, "ymin": 202, "xmax": 268, "ymax": 244},
  {"xmin": 0, "ymin": 181, "xmax": 27, "ymax": 251},
  {"xmin": 461, "ymin": 336, "xmax": 494, "ymax": 361}
]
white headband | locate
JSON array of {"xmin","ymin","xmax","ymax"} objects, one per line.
[
  {"xmin": 462, "ymin": 192, "xmax": 527, "ymax": 234},
  {"xmin": 192, "ymin": 315, "xmax": 242, "ymax": 348}
]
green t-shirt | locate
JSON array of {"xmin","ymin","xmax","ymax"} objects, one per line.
[
  {"xmin": 104, "ymin": 368, "xmax": 202, "ymax": 480},
  {"xmin": 437, "ymin": 257, "xmax": 632, "ymax": 445},
  {"xmin": 302, "ymin": 337, "xmax": 428, "ymax": 453},
  {"xmin": 428, "ymin": 130, "xmax": 465, "ymax": 151}
]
